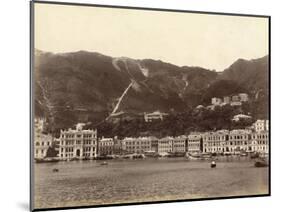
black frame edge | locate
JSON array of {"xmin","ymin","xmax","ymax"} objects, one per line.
[{"xmin": 33, "ymin": 0, "xmax": 270, "ymax": 18}]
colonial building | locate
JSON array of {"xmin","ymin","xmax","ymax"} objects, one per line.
[
  {"xmin": 187, "ymin": 133, "xmax": 203, "ymax": 153},
  {"xmin": 158, "ymin": 137, "xmax": 173, "ymax": 153},
  {"xmin": 172, "ymin": 136, "xmax": 186, "ymax": 153},
  {"xmin": 59, "ymin": 123, "xmax": 97, "ymax": 160},
  {"xmin": 122, "ymin": 137, "xmax": 151, "ymax": 153},
  {"xmin": 250, "ymin": 131, "xmax": 269, "ymax": 153},
  {"xmin": 202, "ymin": 130, "xmax": 229, "ymax": 153},
  {"xmin": 225, "ymin": 129, "xmax": 251, "ymax": 153},
  {"xmin": 149, "ymin": 136, "xmax": 159, "ymax": 153},
  {"xmin": 34, "ymin": 118, "xmax": 53, "ymax": 159},
  {"xmin": 98, "ymin": 137, "xmax": 114, "ymax": 156},
  {"xmin": 144, "ymin": 111, "xmax": 168, "ymax": 122}
]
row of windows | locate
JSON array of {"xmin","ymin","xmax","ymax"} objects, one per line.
[
  {"xmin": 204, "ymin": 136, "xmax": 226, "ymax": 141},
  {"xmin": 188, "ymin": 140, "xmax": 200, "ymax": 143},
  {"xmin": 207, "ymin": 141, "xmax": 249, "ymax": 146},
  {"xmin": 61, "ymin": 140, "xmax": 96, "ymax": 145},
  {"xmin": 35, "ymin": 149, "xmax": 45, "ymax": 154},
  {"xmin": 229, "ymin": 135, "xmax": 249, "ymax": 140},
  {"xmin": 204, "ymin": 145, "xmax": 268, "ymax": 153},
  {"xmin": 60, "ymin": 153, "xmax": 95, "ymax": 158},
  {"xmin": 83, "ymin": 147, "xmax": 93, "ymax": 152},
  {"xmin": 189, "ymin": 143, "xmax": 200, "ymax": 147},
  {"xmin": 35, "ymin": 141, "xmax": 51, "ymax": 146},
  {"xmin": 252, "ymin": 134, "xmax": 268, "ymax": 139},
  {"xmin": 62, "ymin": 147, "xmax": 74, "ymax": 152},
  {"xmin": 126, "ymin": 146, "xmax": 150, "ymax": 150},
  {"xmin": 62, "ymin": 134, "xmax": 95, "ymax": 138},
  {"xmin": 173, "ymin": 144, "xmax": 185, "ymax": 148},
  {"xmin": 99, "ymin": 142, "xmax": 114, "ymax": 146},
  {"xmin": 125, "ymin": 141, "xmax": 151, "ymax": 145}
]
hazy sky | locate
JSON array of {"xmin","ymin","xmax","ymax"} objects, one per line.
[{"xmin": 34, "ymin": 3, "xmax": 269, "ymax": 71}]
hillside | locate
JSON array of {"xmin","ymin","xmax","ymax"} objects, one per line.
[{"xmin": 34, "ymin": 50, "xmax": 269, "ymax": 134}]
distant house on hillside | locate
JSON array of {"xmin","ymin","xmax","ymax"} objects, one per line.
[
  {"xmin": 211, "ymin": 93, "xmax": 249, "ymax": 107},
  {"xmin": 108, "ymin": 111, "xmax": 142, "ymax": 123},
  {"xmin": 223, "ymin": 96, "xmax": 231, "ymax": 104},
  {"xmin": 232, "ymin": 114, "xmax": 252, "ymax": 122},
  {"xmin": 211, "ymin": 97, "xmax": 222, "ymax": 105},
  {"xmin": 252, "ymin": 119, "xmax": 269, "ymax": 132},
  {"xmin": 238, "ymin": 93, "xmax": 249, "ymax": 102},
  {"xmin": 144, "ymin": 111, "xmax": 168, "ymax": 122}
]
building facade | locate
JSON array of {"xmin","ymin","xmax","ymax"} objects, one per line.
[
  {"xmin": 150, "ymin": 136, "xmax": 159, "ymax": 153},
  {"xmin": 34, "ymin": 118, "xmax": 53, "ymax": 159},
  {"xmin": 225, "ymin": 129, "xmax": 251, "ymax": 153},
  {"xmin": 172, "ymin": 136, "xmax": 186, "ymax": 153},
  {"xmin": 158, "ymin": 137, "xmax": 173, "ymax": 153},
  {"xmin": 59, "ymin": 123, "xmax": 97, "ymax": 160},
  {"xmin": 211, "ymin": 97, "xmax": 222, "ymax": 105},
  {"xmin": 98, "ymin": 137, "xmax": 114, "ymax": 156},
  {"xmin": 253, "ymin": 119, "xmax": 269, "ymax": 132},
  {"xmin": 232, "ymin": 114, "xmax": 252, "ymax": 122},
  {"xmin": 144, "ymin": 111, "xmax": 168, "ymax": 122},
  {"xmin": 238, "ymin": 93, "xmax": 249, "ymax": 102},
  {"xmin": 250, "ymin": 131, "xmax": 269, "ymax": 153},
  {"xmin": 202, "ymin": 130, "xmax": 229, "ymax": 153},
  {"xmin": 223, "ymin": 96, "xmax": 231, "ymax": 104},
  {"xmin": 122, "ymin": 137, "xmax": 152, "ymax": 153},
  {"xmin": 187, "ymin": 133, "xmax": 202, "ymax": 153}
]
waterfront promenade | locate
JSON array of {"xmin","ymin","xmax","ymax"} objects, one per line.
[{"xmin": 34, "ymin": 158, "xmax": 268, "ymax": 209}]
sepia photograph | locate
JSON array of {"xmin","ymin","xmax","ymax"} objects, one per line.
[{"xmin": 31, "ymin": 1, "xmax": 270, "ymax": 211}]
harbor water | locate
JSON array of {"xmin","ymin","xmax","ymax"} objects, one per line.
[{"xmin": 34, "ymin": 157, "xmax": 269, "ymax": 209}]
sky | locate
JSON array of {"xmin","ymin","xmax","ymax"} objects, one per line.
[{"xmin": 34, "ymin": 2, "xmax": 269, "ymax": 71}]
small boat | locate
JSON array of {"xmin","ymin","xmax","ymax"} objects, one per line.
[
  {"xmin": 240, "ymin": 152, "xmax": 248, "ymax": 157},
  {"xmin": 52, "ymin": 168, "xmax": 59, "ymax": 172},
  {"xmin": 255, "ymin": 158, "xmax": 269, "ymax": 167},
  {"xmin": 100, "ymin": 161, "xmax": 108, "ymax": 166},
  {"xmin": 210, "ymin": 161, "xmax": 216, "ymax": 168}
]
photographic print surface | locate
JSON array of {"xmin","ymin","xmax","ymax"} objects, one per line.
[{"xmin": 31, "ymin": 1, "xmax": 270, "ymax": 211}]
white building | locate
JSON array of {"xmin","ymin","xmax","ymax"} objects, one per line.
[
  {"xmin": 223, "ymin": 96, "xmax": 231, "ymax": 104},
  {"xmin": 250, "ymin": 131, "xmax": 269, "ymax": 153},
  {"xmin": 122, "ymin": 137, "xmax": 151, "ymax": 153},
  {"xmin": 239, "ymin": 93, "xmax": 249, "ymax": 102},
  {"xmin": 226, "ymin": 129, "xmax": 252, "ymax": 153},
  {"xmin": 172, "ymin": 136, "xmax": 186, "ymax": 153},
  {"xmin": 230, "ymin": 101, "xmax": 242, "ymax": 106},
  {"xmin": 59, "ymin": 123, "xmax": 97, "ymax": 160},
  {"xmin": 158, "ymin": 137, "xmax": 173, "ymax": 153},
  {"xmin": 98, "ymin": 137, "xmax": 114, "ymax": 156},
  {"xmin": 211, "ymin": 97, "xmax": 222, "ymax": 105},
  {"xmin": 34, "ymin": 118, "xmax": 53, "ymax": 159},
  {"xmin": 187, "ymin": 133, "xmax": 202, "ymax": 153},
  {"xmin": 253, "ymin": 120, "xmax": 269, "ymax": 132},
  {"xmin": 202, "ymin": 130, "xmax": 229, "ymax": 153},
  {"xmin": 144, "ymin": 111, "xmax": 168, "ymax": 122},
  {"xmin": 232, "ymin": 114, "xmax": 252, "ymax": 122}
]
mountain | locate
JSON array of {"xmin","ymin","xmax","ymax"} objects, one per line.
[
  {"xmin": 219, "ymin": 55, "xmax": 269, "ymax": 94},
  {"xmin": 34, "ymin": 50, "xmax": 268, "ymax": 132}
]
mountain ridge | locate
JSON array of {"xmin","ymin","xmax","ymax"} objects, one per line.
[{"xmin": 34, "ymin": 49, "xmax": 268, "ymax": 132}]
